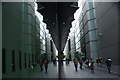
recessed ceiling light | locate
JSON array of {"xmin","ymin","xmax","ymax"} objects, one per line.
[{"xmin": 63, "ymin": 22, "xmax": 65, "ymax": 24}]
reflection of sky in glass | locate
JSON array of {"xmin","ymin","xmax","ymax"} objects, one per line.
[
  {"xmin": 43, "ymin": 40, "xmax": 45, "ymax": 45},
  {"xmin": 35, "ymin": 2, "xmax": 43, "ymax": 21},
  {"xmin": 40, "ymin": 24, "xmax": 44, "ymax": 31},
  {"xmin": 40, "ymin": 30, "xmax": 43, "ymax": 36},
  {"xmin": 74, "ymin": 0, "xmax": 82, "ymax": 20},
  {"xmin": 70, "ymin": 0, "xmax": 83, "ymax": 34}
]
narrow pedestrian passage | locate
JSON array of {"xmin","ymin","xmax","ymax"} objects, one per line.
[
  {"xmin": 1, "ymin": 2, "xmax": 119, "ymax": 80},
  {"xmin": 6, "ymin": 61, "xmax": 118, "ymax": 79}
]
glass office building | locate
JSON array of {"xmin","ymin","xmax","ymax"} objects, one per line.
[
  {"xmin": 66, "ymin": 0, "xmax": 118, "ymax": 64},
  {"xmin": 2, "ymin": 2, "xmax": 57, "ymax": 77},
  {"xmin": 68, "ymin": 0, "xmax": 98, "ymax": 61}
]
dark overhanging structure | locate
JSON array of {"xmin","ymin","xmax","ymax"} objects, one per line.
[
  {"xmin": 37, "ymin": 3, "xmax": 78, "ymax": 77},
  {"xmin": 37, "ymin": 2, "xmax": 79, "ymax": 56}
]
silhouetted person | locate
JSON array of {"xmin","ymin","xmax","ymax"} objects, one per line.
[
  {"xmin": 85, "ymin": 59, "xmax": 89, "ymax": 68},
  {"xmin": 53, "ymin": 58, "xmax": 56, "ymax": 65},
  {"xmin": 40, "ymin": 60, "xmax": 44, "ymax": 71},
  {"xmin": 99, "ymin": 57, "xmax": 103, "ymax": 67},
  {"xmin": 66, "ymin": 57, "xmax": 69, "ymax": 64},
  {"xmin": 44, "ymin": 60, "xmax": 49, "ymax": 72},
  {"xmin": 96, "ymin": 58, "xmax": 99, "ymax": 66},
  {"xmin": 89, "ymin": 58, "xmax": 94, "ymax": 73},
  {"xmin": 105, "ymin": 58, "xmax": 112, "ymax": 74},
  {"xmin": 79, "ymin": 58, "xmax": 83, "ymax": 70},
  {"xmin": 74, "ymin": 59, "xmax": 78, "ymax": 71},
  {"xmin": 66, "ymin": 58, "xmax": 68, "ymax": 64}
]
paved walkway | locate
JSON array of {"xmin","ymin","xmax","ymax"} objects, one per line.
[
  {"xmin": 61, "ymin": 61, "xmax": 118, "ymax": 78},
  {"xmin": 2, "ymin": 61, "xmax": 119, "ymax": 79},
  {"xmin": 95, "ymin": 63, "xmax": 119, "ymax": 75},
  {"xmin": 21, "ymin": 62, "xmax": 59, "ymax": 78}
]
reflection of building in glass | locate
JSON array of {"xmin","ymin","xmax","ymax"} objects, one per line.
[
  {"xmin": 64, "ymin": 0, "xmax": 118, "ymax": 65},
  {"xmin": 67, "ymin": 0, "xmax": 98, "ymax": 61}
]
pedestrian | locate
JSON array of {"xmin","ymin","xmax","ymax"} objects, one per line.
[
  {"xmin": 44, "ymin": 60, "xmax": 49, "ymax": 72},
  {"xmin": 89, "ymin": 58, "xmax": 94, "ymax": 73},
  {"xmin": 31, "ymin": 63, "xmax": 34, "ymax": 69},
  {"xmin": 73, "ymin": 59, "xmax": 78, "ymax": 71},
  {"xmin": 40, "ymin": 60, "xmax": 44, "ymax": 71},
  {"xmin": 33, "ymin": 62, "xmax": 36, "ymax": 68},
  {"xmin": 85, "ymin": 59, "xmax": 89, "ymax": 68},
  {"xmin": 105, "ymin": 58, "xmax": 112, "ymax": 74},
  {"xmin": 66, "ymin": 57, "xmax": 68, "ymax": 64},
  {"xmin": 96, "ymin": 58, "xmax": 99, "ymax": 66},
  {"xmin": 79, "ymin": 58, "xmax": 83, "ymax": 70},
  {"xmin": 99, "ymin": 57, "xmax": 103, "ymax": 67}
]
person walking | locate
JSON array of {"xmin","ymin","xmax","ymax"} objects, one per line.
[
  {"xmin": 66, "ymin": 57, "xmax": 68, "ymax": 64},
  {"xmin": 44, "ymin": 60, "xmax": 49, "ymax": 73},
  {"xmin": 40, "ymin": 60, "xmax": 44, "ymax": 71},
  {"xmin": 89, "ymin": 58, "xmax": 94, "ymax": 73},
  {"xmin": 79, "ymin": 58, "xmax": 83, "ymax": 70},
  {"xmin": 96, "ymin": 58, "xmax": 99, "ymax": 66},
  {"xmin": 99, "ymin": 57, "xmax": 103, "ymax": 67},
  {"xmin": 105, "ymin": 58, "xmax": 112, "ymax": 74},
  {"xmin": 73, "ymin": 59, "xmax": 78, "ymax": 71},
  {"xmin": 85, "ymin": 59, "xmax": 89, "ymax": 68}
]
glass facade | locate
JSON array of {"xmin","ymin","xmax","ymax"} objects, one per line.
[
  {"xmin": 2, "ymin": 2, "xmax": 54, "ymax": 77},
  {"xmin": 40, "ymin": 23, "xmax": 46, "ymax": 55},
  {"xmin": 69, "ymin": 0, "xmax": 98, "ymax": 61}
]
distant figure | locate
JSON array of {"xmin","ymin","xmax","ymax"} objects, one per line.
[
  {"xmin": 96, "ymin": 57, "xmax": 103, "ymax": 67},
  {"xmin": 85, "ymin": 59, "xmax": 89, "ymax": 68},
  {"xmin": 53, "ymin": 58, "xmax": 56, "ymax": 65},
  {"xmin": 66, "ymin": 57, "xmax": 68, "ymax": 64},
  {"xmin": 79, "ymin": 58, "xmax": 83, "ymax": 70},
  {"xmin": 89, "ymin": 58, "xmax": 94, "ymax": 73},
  {"xmin": 68, "ymin": 58, "xmax": 70, "ymax": 64},
  {"xmin": 40, "ymin": 60, "xmax": 44, "ymax": 71},
  {"xmin": 31, "ymin": 64, "xmax": 34, "ymax": 69},
  {"xmin": 105, "ymin": 58, "xmax": 112, "ymax": 74},
  {"xmin": 44, "ymin": 60, "xmax": 49, "ymax": 72},
  {"xmin": 96, "ymin": 58, "xmax": 99, "ymax": 66},
  {"xmin": 99, "ymin": 57, "xmax": 103, "ymax": 67},
  {"xmin": 66, "ymin": 57, "xmax": 70, "ymax": 64},
  {"xmin": 33, "ymin": 62, "xmax": 36, "ymax": 68},
  {"xmin": 73, "ymin": 59, "xmax": 78, "ymax": 71}
]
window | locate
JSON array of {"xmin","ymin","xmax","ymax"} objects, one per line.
[
  {"xmin": 29, "ymin": 54, "xmax": 31, "ymax": 68},
  {"xmin": 2, "ymin": 48, "xmax": 6, "ymax": 74},
  {"xmin": 24, "ymin": 53, "xmax": 27, "ymax": 68},
  {"xmin": 12, "ymin": 50, "xmax": 15, "ymax": 72},
  {"xmin": 19, "ymin": 51, "xmax": 22, "ymax": 70}
]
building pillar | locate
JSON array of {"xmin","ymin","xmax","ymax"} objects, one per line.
[{"xmin": 87, "ymin": 1, "xmax": 98, "ymax": 61}]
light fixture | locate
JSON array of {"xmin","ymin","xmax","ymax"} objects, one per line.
[
  {"xmin": 37, "ymin": 6, "xmax": 44, "ymax": 10},
  {"xmin": 99, "ymin": 33, "xmax": 102, "ymax": 36},
  {"xmin": 63, "ymin": 22, "xmax": 65, "ymax": 24},
  {"xmin": 70, "ymin": 4, "xmax": 79, "ymax": 8}
]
